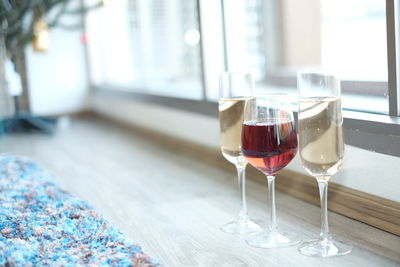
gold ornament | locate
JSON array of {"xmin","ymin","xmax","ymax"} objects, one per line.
[{"xmin": 32, "ymin": 18, "xmax": 49, "ymax": 52}]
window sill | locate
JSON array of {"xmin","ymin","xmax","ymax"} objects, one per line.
[{"xmin": 94, "ymin": 85, "xmax": 400, "ymax": 157}]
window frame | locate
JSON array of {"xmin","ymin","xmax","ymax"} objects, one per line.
[
  {"xmin": 387, "ymin": 0, "xmax": 400, "ymax": 116},
  {"xmin": 89, "ymin": 0, "xmax": 400, "ymax": 157}
]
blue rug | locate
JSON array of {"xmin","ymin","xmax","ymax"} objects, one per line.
[{"xmin": 0, "ymin": 155, "xmax": 161, "ymax": 266}]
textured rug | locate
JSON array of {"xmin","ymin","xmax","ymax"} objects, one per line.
[{"xmin": 0, "ymin": 155, "xmax": 161, "ymax": 266}]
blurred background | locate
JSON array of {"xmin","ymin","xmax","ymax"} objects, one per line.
[{"xmin": 0, "ymin": 0, "xmax": 388, "ymax": 128}]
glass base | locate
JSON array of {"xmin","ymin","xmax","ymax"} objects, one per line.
[
  {"xmin": 298, "ymin": 237, "xmax": 352, "ymax": 257},
  {"xmin": 220, "ymin": 218, "xmax": 262, "ymax": 235},
  {"xmin": 246, "ymin": 229, "xmax": 301, "ymax": 248}
]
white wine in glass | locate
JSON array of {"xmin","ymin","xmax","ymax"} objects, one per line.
[
  {"xmin": 299, "ymin": 97, "xmax": 344, "ymax": 179},
  {"xmin": 297, "ymin": 70, "xmax": 352, "ymax": 257},
  {"xmin": 219, "ymin": 97, "xmax": 247, "ymax": 166},
  {"xmin": 219, "ymin": 72, "xmax": 261, "ymax": 234}
]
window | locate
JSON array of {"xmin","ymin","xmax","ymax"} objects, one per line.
[
  {"xmin": 87, "ymin": 0, "xmax": 396, "ymax": 116},
  {"xmin": 221, "ymin": 0, "xmax": 388, "ymax": 114},
  {"xmin": 86, "ymin": 0, "xmax": 203, "ymax": 99}
]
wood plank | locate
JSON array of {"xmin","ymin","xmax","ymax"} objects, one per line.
[{"xmin": 277, "ymin": 170, "xmax": 400, "ymax": 236}]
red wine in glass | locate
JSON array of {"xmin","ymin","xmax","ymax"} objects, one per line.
[
  {"xmin": 242, "ymin": 119, "xmax": 298, "ymax": 175},
  {"xmin": 242, "ymin": 95, "xmax": 300, "ymax": 249}
]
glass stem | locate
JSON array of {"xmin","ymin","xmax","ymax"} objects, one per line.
[
  {"xmin": 318, "ymin": 180, "xmax": 330, "ymax": 240},
  {"xmin": 267, "ymin": 175, "xmax": 277, "ymax": 232},
  {"xmin": 236, "ymin": 165, "xmax": 248, "ymax": 221}
]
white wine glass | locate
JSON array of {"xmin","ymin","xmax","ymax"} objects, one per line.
[
  {"xmin": 219, "ymin": 72, "xmax": 262, "ymax": 234},
  {"xmin": 297, "ymin": 70, "xmax": 352, "ymax": 257}
]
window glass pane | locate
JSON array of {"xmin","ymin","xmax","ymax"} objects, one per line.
[
  {"xmin": 322, "ymin": 0, "xmax": 386, "ymax": 81},
  {"xmin": 222, "ymin": 0, "xmax": 388, "ymax": 114},
  {"xmin": 87, "ymin": 0, "xmax": 203, "ymax": 99},
  {"xmin": 223, "ymin": 0, "xmax": 266, "ymax": 80}
]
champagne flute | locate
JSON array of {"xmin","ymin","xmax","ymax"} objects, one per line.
[
  {"xmin": 243, "ymin": 94, "xmax": 300, "ymax": 248},
  {"xmin": 297, "ymin": 70, "xmax": 352, "ymax": 257},
  {"xmin": 219, "ymin": 72, "xmax": 262, "ymax": 234}
]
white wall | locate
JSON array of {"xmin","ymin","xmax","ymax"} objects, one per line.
[
  {"xmin": 25, "ymin": 24, "xmax": 88, "ymax": 116},
  {"xmin": 92, "ymin": 92, "xmax": 400, "ymax": 203}
]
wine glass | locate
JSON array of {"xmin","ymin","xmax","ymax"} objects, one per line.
[
  {"xmin": 242, "ymin": 94, "xmax": 300, "ymax": 248},
  {"xmin": 219, "ymin": 72, "xmax": 262, "ymax": 234},
  {"xmin": 297, "ymin": 70, "xmax": 352, "ymax": 257}
]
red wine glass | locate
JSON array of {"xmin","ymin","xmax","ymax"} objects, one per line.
[{"xmin": 242, "ymin": 94, "xmax": 300, "ymax": 248}]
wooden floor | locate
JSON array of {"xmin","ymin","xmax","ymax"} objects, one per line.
[{"xmin": 1, "ymin": 117, "xmax": 399, "ymax": 267}]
